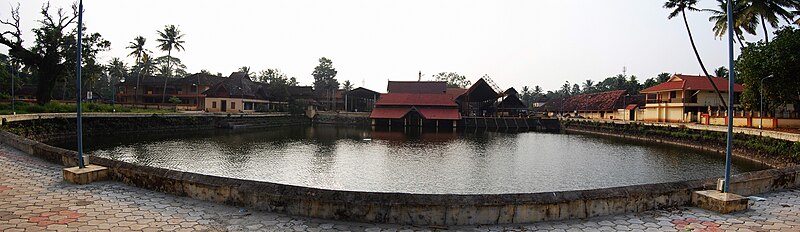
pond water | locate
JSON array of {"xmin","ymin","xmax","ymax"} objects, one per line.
[{"xmin": 53, "ymin": 125, "xmax": 766, "ymax": 194}]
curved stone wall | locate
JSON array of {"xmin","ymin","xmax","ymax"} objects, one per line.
[{"xmin": 2, "ymin": 116, "xmax": 800, "ymax": 225}]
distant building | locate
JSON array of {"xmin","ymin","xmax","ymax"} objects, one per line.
[
  {"xmin": 541, "ymin": 90, "xmax": 633, "ymax": 120},
  {"xmin": 497, "ymin": 88, "xmax": 528, "ymax": 116},
  {"xmin": 343, "ymin": 87, "xmax": 380, "ymax": 112},
  {"xmin": 370, "ymin": 81, "xmax": 460, "ymax": 127},
  {"xmin": 203, "ymin": 72, "xmax": 285, "ymax": 113},
  {"xmin": 640, "ymin": 74, "xmax": 743, "ymax": 122},
  {"xmin": 455, "ymin": 78, "xmax": 501, "ymax": 117},
  {"xmin": 116, "ymin": 75, "xmax": 172, "ymax": 104}
]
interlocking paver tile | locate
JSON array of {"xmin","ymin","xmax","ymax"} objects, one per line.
[{"xmin": 3, "ymin": 144, "xmax": 800, "ymax": 231}]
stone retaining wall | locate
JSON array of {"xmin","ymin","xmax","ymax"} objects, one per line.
[
  {"xmin": 2, "ymin": 126, "xmax": 800, "ymax": 225},
  {"xmin": 313, "ymin": 111, "xmax": 372, "ymax": 125}
]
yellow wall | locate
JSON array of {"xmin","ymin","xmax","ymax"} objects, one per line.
[
  {"xmin": 778, "ymin": 119, "xmax": 800, "ymax": 128},
  {"xmin": 642, "ymin": 105, "xmax": 685, "ymax": 122}
]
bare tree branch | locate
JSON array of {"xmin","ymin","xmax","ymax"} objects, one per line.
[{"xmin": 0, "ymin": 3, "xmax": 22, "ymax": 45}]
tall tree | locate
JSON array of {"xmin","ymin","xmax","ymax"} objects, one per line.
[
  {"xmin": 342, "ymin": 80, "xmax": 354, "ymax": 91},
  {"xmin": 126, "ymin": 36, "xmax": 149, "ymax": 103},
  {"xmin": 156, "ymin": 24, "xmax": 185, "ymax": 103},
  {"xmin": 432, "ymin": 72, "xmax": 471, "ymax": 88},
  {"xmin": 715, "ymin": 66, "xmax": 730, "ymax": 78},
  {"xmin": 238, "ymin": 66, "xmax": 254, "ymax": 76},
  {"xmin": 0, "ymin": 2, "xmax": 110, "ymax": 105},
  {"xmin": 582, "ymin": 79, "xmax": 594, "ymax": 93},
  {"xmin": 705, "ymin": 0, "xmax": 759, "ymax": 45},
  {"xmin": 742, "ymin": 0, "xmax": 797, "ymax": 43},
  {"xmin": 311, "ymin": 57, "xmax": 338, "ymax": 109},
  {"xmin": 560, "ymin": 81, "xmax": 571, "ymax": 96},
  {"xmin": 106, "ymin": 58, "xmax": 126, "ymax": 98},
  {"xmin": 656, "ymin": 72, "xmax": 672, "ymax": 82},
  {"xmin": 737, "ymin": 27, "xmax": 800, "ymax": 111},
  {"xmin": 664, "ymin": 0, "xmax": 728, "ymax": 109}
]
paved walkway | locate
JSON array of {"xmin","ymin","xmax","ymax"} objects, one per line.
[{"xmin": 2, "ymin": 145, "xmax": 800, "ymax": 231}]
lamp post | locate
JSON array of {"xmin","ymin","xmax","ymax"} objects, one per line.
[
  {"xmin": 723, "ymin": 0, "xmax": 734, "ymax": 193},
  {"xmin": 760, "ymin": 75, "xmax": 774, "ymax": 129},
  {"xmin": 75, "ymin": 0, "xmax": 85, "ymax": 169},
  {"xmin": 11, "ymin": 61, "xmax": 16, "ymax": 115}
]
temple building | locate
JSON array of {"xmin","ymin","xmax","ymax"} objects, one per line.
[{"xmin": 370, "ymin": 81, "xmax": 460, "ymax": 127}]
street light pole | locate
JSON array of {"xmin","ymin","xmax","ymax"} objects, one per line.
[
  {"xmin": 11, "ymin": 61, "xmax": 16, "ymax": 115},
  {"xmin": 723, "ymin": 0, "xmax": 734, "ymax": 193},
  {"xmin": 760, "ymin": 75, "xmax": 773, "ymax": 129},
  {"xmin": 75, "ymin": 0, "xmax": 85, "ymax": 169}
]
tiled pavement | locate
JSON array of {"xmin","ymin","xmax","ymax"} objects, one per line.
[{"xmin": 2, "ymin": 145, "xmax": 800, "ymax": 231}]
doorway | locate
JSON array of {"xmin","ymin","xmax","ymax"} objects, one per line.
[{"xmin": 221, "ymin": 100, "xmax": 227, "ymax": 112}]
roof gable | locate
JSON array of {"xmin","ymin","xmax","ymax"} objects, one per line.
[{"xmin": 641, "ymin": 74, "xmax": 744, "ymax": 93}]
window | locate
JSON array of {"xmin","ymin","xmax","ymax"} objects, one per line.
[
  {"xmin": 669, "ymin": 91, "xmax": 677, "ymax": 98},
  {"xmin": 191, "ymin": 85, "xmax": 198, "ymax": 93},
  {"xmin": 212, "ymin": 101, "xmax": 217, "ymax": 108},
  {"xmin": 232, "ymin": 102, "xmax": 236, "ymax": 109},
  {"xmin": 244, "ymin": 102, "xmax": 254, "ymax": 110}
]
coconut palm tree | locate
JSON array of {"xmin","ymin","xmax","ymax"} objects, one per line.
[
  {"xmin": 126, "ymin": 36, "xmax": 149, "ymax": 103},
  {"xmin": 156, "ymin": 25, "xmax": 186, "ymax": 103},
  {"xmin": 582, "ymin": 79, "xmax": 594, "ymax": 93},
  {"xmin": 705, "ymin": 0, "xmax": 759, "ymax": 45},
  {"xmin": 107, "ymin": 58, "xmax": 128, "ymax": 106},
  {"xmin": 742, "ymin": 0, "xmax": 797, "ymax": 43},
  {"xmin": 664, "ymin": 0, "xmax": 727, "ymax": 109}
]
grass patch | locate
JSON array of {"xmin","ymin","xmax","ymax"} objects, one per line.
[{"xmin": 0, "ymin": 102, "xmax": 171, "ymax": 115}]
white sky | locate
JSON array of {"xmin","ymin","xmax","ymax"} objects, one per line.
[{"xmin": 0, "ymin": 0, "xmax": 790, "ymax": 92}]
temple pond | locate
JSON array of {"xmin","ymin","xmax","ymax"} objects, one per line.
[{"xmin": 52, "ymin": 125, "xmax": 766, "ymax": 194}]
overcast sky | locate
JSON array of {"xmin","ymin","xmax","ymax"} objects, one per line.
[{"xmin": 0, "ymin": 0, "xmax": 789, "ymax": 92}]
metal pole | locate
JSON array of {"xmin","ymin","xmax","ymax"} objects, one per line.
[
  {"xmin": 11, "ymin": 61, "xmax": 15, "ymax": 115},
  {"xmin": 112, "ymin": 72, "xmax": 116, "ymax": 112},
  {"xmin": 74, "ymin": 0, "xmax": 85, "ymax": 169},
  {"xmin": 197, "ymin": 77, "xmax": 200, "ymax": 110},
  {"xmin": 723, "ymin": 0, "xmax": 734, "ymax": 193}
]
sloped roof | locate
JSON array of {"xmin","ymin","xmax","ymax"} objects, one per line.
[
  {"xmin": 504, "ymin": 87, "xmax": 518, "ymax": 96},
  {"xmin": 445, "ymin": 88, "xmax": 467, "ymax": 101},
  {"xmin": 346, "ymin": 87, "xmax": 380, "ymax": 97},
  {"xmin": 640, "ymin": 74, "xmax": 744, "ymax": 93},
  {"xmin": 204, "ymin": 72, "xmax": 268, "ymax": 99},
  {"xmin": 171, "ymin": 73, "xmax": 226, "ymax": 86},
  {"xmin": 417, "ymin": 108, "xmax": 461, "ymax": 120},
  {"xmin": 370, "ymin": 107, "xmax": 411, "ymax": 119},
  {"xmin": 118, "ymin": 75, "xmax": 170, "ymax": 86},
  {"xmin": 457, "ymin": 78, "xmax": 499, "ymax": 102},
  {"xmin": 375, "ymin": 93, "xmax": 458, "ymax": 107},
  {"xmin": 387, "ymin": 81, "xmax": 447, "ymax": 94},
  {"xmin": 498, "ymin": 94, "xmax": 527, "ymax": 109},
  {"xmin": 542, "ymin": 90, "xmax": 626, "ymax": 112}
]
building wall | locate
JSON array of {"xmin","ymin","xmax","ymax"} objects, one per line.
[
  {"xmin": 204, "ymin": 98, "xmax": 284, "ymax": 113},
  {"xmin": 642, "ymin": 105, "xmax": 685, "ymax": 122}
]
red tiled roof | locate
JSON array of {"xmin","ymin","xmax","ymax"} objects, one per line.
[
  {"xmin": 387, "ymin": 81, "xmax": 447, "ymax": 94},
  {"xmin": 640, "ymin": 74, "xmax": 744, "ymax": 93},
  {"xmin": 625, "ymin": 104, "xmax": 638, "ymax": 110},
  {"xmin": 417, "ymin": 108, "xmax": 461, "ymax": 120},
  {"xmin": 369, "ymin": 107, "xmax": 411, "ymax": 119},
  {"xmin": 542, "ymin": 90, "xmax": 626, "ymax": 112},
  {"xmin": 446, "ymin": 88, "xmax": 467, "ymax": 99},
  {"xmin": 375, "ymin": 93, "xmax": 458, "ymax": 107}
]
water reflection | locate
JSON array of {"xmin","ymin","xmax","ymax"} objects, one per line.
[{"xmin": 55, "ymin": 125, "xmax": 767, "ymax": 194}]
